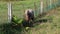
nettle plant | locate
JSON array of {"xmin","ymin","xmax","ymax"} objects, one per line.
[
  {"xmin": 12, "ymin": 15, "xmax": 23, "ymax": 25},
  {"xmin": 12, "ymin": 15, "xmax": 31, "ymax": 30}
]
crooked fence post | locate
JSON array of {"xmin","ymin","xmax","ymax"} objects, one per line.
[{"xmin": 7, "ymin": 2, "xmax": 12, "ymax": 23}]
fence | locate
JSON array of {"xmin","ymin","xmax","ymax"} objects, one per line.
[
  {"xmin": 0, "ymin": 0, "xmax": 60, "ymax": 34},
  {"xmin": 0, "ymin": 0, "xmax": 60, "ymax": 24}
]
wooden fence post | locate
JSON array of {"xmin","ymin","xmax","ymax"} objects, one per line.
[
  {"xmin": 7, "ymin": 2, "xmax": 12, "ymax": 23},
  {"xmin": 40, "ymin": 0, "xmax": 43, "ymax": 14}
]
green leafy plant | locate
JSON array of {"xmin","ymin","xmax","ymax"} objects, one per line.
[
  {"xmin": 18, "ymin": 18, "xmax": 23, "ymax": 24},
  {"xmin": 12, "ymin": 15, "xmax": 23, "ymax": 25}
]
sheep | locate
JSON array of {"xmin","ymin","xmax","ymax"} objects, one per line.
[
  {"xmin": 24, "ymin": 9, "xmax": 34, "ymax": 22},
  {"xmin": 23, "ymin": 9, "xmax": 34, "ymax": 27}
]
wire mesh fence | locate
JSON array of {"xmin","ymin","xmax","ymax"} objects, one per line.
[
  {"xmin": 0, "ymin": 0, "xmax": 60, "ymax": 34},
  {"xmin": 0, "ymin": 0, "xmax": 60, "ymax": 23}
]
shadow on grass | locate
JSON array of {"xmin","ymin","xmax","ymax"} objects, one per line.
[
  {"xmin": 35, "ymin": 19, "xmax": 48, "ymax": 23},
  {"xmin": 0, "ymin": 18, "xmax": 53, "ymax": 34},
  {"xmin": 0, "ymin": 23, "xmax": 25, "ymax": 34},
  {"xmin": 32, "ymin": 17, "xmax": 53, "ymax": 27}
]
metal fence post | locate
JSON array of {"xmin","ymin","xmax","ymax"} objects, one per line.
[{"xmin": 7, "ymin": 2, "xmax": 12, "ymax": 23}]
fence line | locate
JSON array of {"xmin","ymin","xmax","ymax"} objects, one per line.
[{"xmin": 0, "ymin": 0, "xmax": 60, "ymax": 23}]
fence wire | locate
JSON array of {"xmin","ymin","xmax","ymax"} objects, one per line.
[
  {"xmin": 0, "ymin": 0, "xmax": 60, "ymax": 34},
  {"xmin": 0, "ymin": 0, "xmax": 60, "ymax": 25}
]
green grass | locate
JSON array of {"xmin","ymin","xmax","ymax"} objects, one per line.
[
  {"xmin": 26, "ymin": 7, "xmax": 60, "ymax": 34},
  {"xmin": 0, "ymin": 0, "xmax": 40, "ymax": 24},
  {"xmin": 0, "ymin": 0, "xmax": 59, "ymax": 23},
  {"xmin": 0, "ymin": 0, "xmax": 60, "ymax": 34},
  {"xmin": 0, "ymin": 7, "xmax": 60, "ymax": 34}
]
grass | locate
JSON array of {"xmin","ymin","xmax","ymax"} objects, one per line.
[
  {"xmin": 0, "ymin": 0, "xmax": 59, "ymax": 23},
  {"xmin": 0, "ymin": 7, "xmax": 60, "ymax": 34},
  {"xmin": 0, "ymin": 0, "xmax": 40, "ymax": 24},
  {"xmin": 0, "ymin": 0, "xmax": 60, "ymax": 34}
]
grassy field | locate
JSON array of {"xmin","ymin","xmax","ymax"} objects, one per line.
[
  {"xmin": 0, "ymin": 0, "xmax": 40, "ymax": 24},
  {"xmin": 0, "ymin": 0, "xmax": 59, "ymax": 24},
  {"xmin": 24, "ymin": 7, "xmax": 60, "ymax": 34},
  {"xmin": 0, "ymin": 0, "xmax": 60, "ymax": 34},
  {"xmin": 0, "ymin": 7, "xmax": 60, "ymax": 34}
]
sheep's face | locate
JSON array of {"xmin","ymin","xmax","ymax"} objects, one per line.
[{"xmin": 25, "ymin": 9, "xmax": 34, "ymax": 21}]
